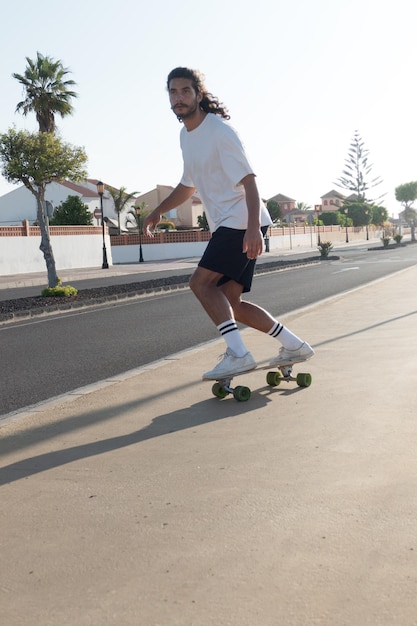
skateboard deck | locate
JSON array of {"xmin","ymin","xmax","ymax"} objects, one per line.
[{"xmin": 206, "ymin": 358, "xmax": 312, "ymax": 402}]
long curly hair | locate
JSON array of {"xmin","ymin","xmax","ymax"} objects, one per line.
[{"xmin": 167, "ymin": 67, "xmax": 230, "ymax": 120}]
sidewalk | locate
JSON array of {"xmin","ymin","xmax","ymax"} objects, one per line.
[{"xmin": 1, "ymin": 264, "xmax": 417, "ymax": 625}]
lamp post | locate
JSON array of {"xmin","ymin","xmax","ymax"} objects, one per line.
[
  {"xmin": 96, "ymin": 181, "xmax": 109, "ymax": 269},
  {"xmin": 343, "ymin": 207, "xmax": 349, "ymax": 243},
  {"xmin": 286, "ymin": 214, "xmax": 293, "ymax": 250},
  {"xmin": 365, "ymin": 208, "xmax": 369, "ymax": 241},
  {"xmin": 314, "ymin": 204, "xmax": 321, "ymax": 244},
  {"xmin": 136, "ymin": 206, "xmax": 144, "ymax": 263},
  {"xmin": 307, "ymin": 213, "xmax": 314, "ymax": 248}
]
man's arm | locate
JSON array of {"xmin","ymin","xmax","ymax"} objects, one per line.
[
  {"xmin": 144, "ymin": 183, "xmax": 196, "ymax": 235},
  {"xmin": 241, "ymin": 174, "xmax": 264, "ymax": 259}
]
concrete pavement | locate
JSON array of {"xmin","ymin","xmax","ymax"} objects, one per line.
[{"xmin": 1, "ymin": 263, "xmax": 417, "ymax": 625}]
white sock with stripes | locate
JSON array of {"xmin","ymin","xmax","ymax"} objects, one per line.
[
  {"xmin": 217, "ymin": 320, "xmax": 248, "ymax": 357},
  {"xmin": 268, "ymin": 321, "xmax": 304, "ymax": 350}
]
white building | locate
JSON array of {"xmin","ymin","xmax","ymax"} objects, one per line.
[
  {"xmin": 0, "ymin": 178, "xmax": 204, "ymax": 230},
  {"xmin": 0, "ymin": 178, "xmax": 123, "ymax": 226}
]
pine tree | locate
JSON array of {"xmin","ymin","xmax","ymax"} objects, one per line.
[
  {"xmin": 50, "ymin": 195, "xmax": 93, "ymax": 225},
  {"xmin": 335, "ymin": 130, "xmax": 383, "ymax": 203}
]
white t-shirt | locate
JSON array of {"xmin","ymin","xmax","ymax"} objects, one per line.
[{"xmin": 179, "ymin": 113, "xmax": 272, "ymax": 233}]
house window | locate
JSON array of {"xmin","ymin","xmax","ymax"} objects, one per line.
[{"xmin": 324, "ymin": 200, "xmax": 328, "ymax": 206}]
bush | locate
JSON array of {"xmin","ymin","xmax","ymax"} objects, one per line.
[
  {"xmin": 317, "ymin": 241, "xmax": 334, "ymax": 257},
  {"xmin": 321, "ymin": 211, "xmax": 342, "ymax": 226},
  {"xmin": 41, "ymin": 284, "xmax": 78, "ymax": 297},
  {"xmin": 393, "ymin": 234, "xmax": 403, "ymax": 244}
]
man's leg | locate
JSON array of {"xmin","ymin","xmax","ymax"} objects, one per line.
[
  {"xmin": 220, "ymin": 279, "xmax": 314, "ymax": 364},
  {"xmin": 189, "ymin": 266, "xmax": 233, "ymax": 325},
  {"xmin": 219, "ymin": 279, "xmax": 276, "ymax": 331},
  {"xmin": 189, "ymin": 267, "xmax": 256, "ymax": 378}
]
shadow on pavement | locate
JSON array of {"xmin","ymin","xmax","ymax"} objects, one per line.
[
  {"xmin": 2, "ymin": 309, "xmax": 415, "ymax": 486},
  {"xmin": 0, "ymin": 389, "xmax": 273, "ymax": 486}
]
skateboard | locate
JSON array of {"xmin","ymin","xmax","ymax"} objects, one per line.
[{"xmin": 207, "ymin": 358, "xmax": 312, "ymax": 402}]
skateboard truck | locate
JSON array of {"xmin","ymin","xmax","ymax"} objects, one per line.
[{"xmin": 211, "ymin": 364, "xmax": 312, "ymax": 402}]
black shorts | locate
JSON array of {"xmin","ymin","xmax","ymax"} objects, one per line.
[{"xmin": 198, "ymin": 226, "xmax": 267, "ymax": 293}]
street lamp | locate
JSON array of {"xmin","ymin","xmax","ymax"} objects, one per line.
[
  {"xmin": 307, "ymin": 213, "xmax": 314, "ymax": 248},
  {"xmin": 343, "ymin": 207, "xmax": 349, "ymax": 243},
  {"xmin": 96, "ymin": 181, "xmax": 109, "ymax": 269},
  {"xmin": 285, "ymin": 214, "xmax": 293, "ymax": 250},
  {"xmin": 136, "ymin": 206, "xmax": 144, "ymax": 263},
  {"xmin": 314, "ymin": 204, "xmax": 321, "ymax": 245},
  {"xmin": 365, "ymin": 208, "xmax": 369, "ymax": 241}
]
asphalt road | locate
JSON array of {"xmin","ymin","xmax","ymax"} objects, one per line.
[{"xmin": 1, "ymin": 246, "xmax": 416, "ymax": 417}]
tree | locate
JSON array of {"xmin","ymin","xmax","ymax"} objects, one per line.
[
  {"xmin": 338, "ymin": 210, "xmax": 352, "ymax": 228},
  {"xmin": 266, "ymin": 199, "xmax": 282, "ymax": 224},
  {"xmin": 0, "ymin": 128, "xmax": 88, "ymax": 286},
  {"xmin": 49, "ymin": 195, "xmax": 93, "ymax": 226},
  {"xmin": 343, "ymin": 202, "xmax": 372, "ymax": 227},
  {"xmin": 197, "ymin": 212, "xmax": 209, "ymax": 231},
  {"xmin": 296, "ymin": 201, "xmax": 311, "ymax": 211},
  {"xmin": 126, "ymin": 201, "xmax": 148, "ymax": 230},
  {"xmin": 321, "ymin": 211, "xmax": 342, "ymax": 226},
  {"xmin": 395, "ymin": 181, "xmax": 417, "ymax": 241},
  {"xmin": 335, "ymin": 130, "xmax": 383, "ymax": 203},
  {"xmin": 107, "ymin": 186, "xmax": 138, "ymax": 234},
  {"xmin": 13, "ymin": 52, "xmax": 77, "ymax": 133},
  {"xmin": 371, "ymin": 205, "xmax": 388, "ymax": 227}
]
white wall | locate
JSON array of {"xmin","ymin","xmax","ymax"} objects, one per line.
[
  {"xmin": 0, "ymin": 233, "xmax": 112, "ymax": 275},
  {"xmin": 111, "ymin": 229, "xmax": 385, "ymax": 264},
  {"xmin": 0, "ymin": 227, "xmax": 387, "ymax": 275},
  {"xmin": 112, "ymin": 241, "xmax": 209, "ymax": 263},
  {"xmin": 111, "ymin": 233, "xmax": 317, "ymax": 263}
]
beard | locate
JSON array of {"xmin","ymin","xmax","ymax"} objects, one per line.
[{"xmin": 171, "ymin": 99, "xmax": 199, "ymax": 121}]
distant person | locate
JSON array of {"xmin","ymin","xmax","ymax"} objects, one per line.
[{"xmin": 144, "ymin": 67, "xmax": 314, "ymax": 379}]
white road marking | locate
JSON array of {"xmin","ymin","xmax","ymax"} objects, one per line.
[{"xmin": 332, "ymin": 267, "xmax": 360, "ymax": 274}]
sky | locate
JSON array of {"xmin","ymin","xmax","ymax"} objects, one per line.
[{"xmin": 0, "ymin": 0, "xmax": 415, "ymax": 216}]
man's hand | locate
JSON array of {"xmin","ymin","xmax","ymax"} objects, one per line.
[
  {"xmin": 243, "ymin": 227, "xmax": 264, "ymax": 260},
  {"xmin": 143, "ymin": 210, "xmax": 161, "ymax": 237},
  {"xmin": 143, "ymin": 183, "xmax": 196, "ymax": 237}
]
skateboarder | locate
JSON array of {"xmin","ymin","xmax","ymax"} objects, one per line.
[{"xmin": 144, "ymin": 67, "xmax": 314, "ymax": 380}]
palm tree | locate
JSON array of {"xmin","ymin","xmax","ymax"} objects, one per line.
[
  {"xmin": 107, "ymin": 186, "xmax": 139, "ymax": 234},
  {"xmin": 296, "ymin": 202, "xmax": 311, "ymax": 211},
  {"xmin": 13, "ymin": 52, "xmax": 77, "ymax": 133}
]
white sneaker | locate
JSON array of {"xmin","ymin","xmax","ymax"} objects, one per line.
[
  {"xmin": 270, "ymin": 342, "xmax": 314, "ymax": 366},
  {"xmin": 202, "ymin": 349, "xmax": 256, "ymax": 380}
]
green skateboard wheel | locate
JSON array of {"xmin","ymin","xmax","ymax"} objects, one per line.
[
  {"xmin": 296, "ymin": 373, "xmax": 312, "ymax": 387},
  {"xmin": 212, "ymin": 382, "xmax": 228, "ymax": 398},
  {"xmin": 233, "ymin": 385, "xmax": 251, "ymax": 402},
  {"xmin": 266, "ymin": 370, "xmax": 282, "ymax": 387}
]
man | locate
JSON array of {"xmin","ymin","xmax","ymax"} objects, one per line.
[{"xmin": 144, "ymin": 67, "xmax": 314, "ymax": 380}]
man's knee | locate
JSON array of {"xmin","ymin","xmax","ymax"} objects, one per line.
[
  {"xmin": 189, "ymin": 272, "xmax": 199, "ymax": 294},
  {"xmin": 220, "ymin": 281, "xmax": 243, "ymax": 307},
  {"xmin": 189, "ymin": 268, "xmax": 220, "ymax": 295}
]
